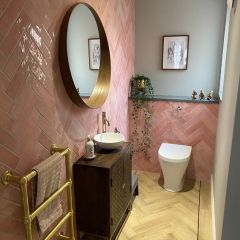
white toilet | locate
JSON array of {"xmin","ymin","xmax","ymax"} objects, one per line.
[{"xmin": 158, "ymin": 143, "xmax": 192, "ymax": 192}]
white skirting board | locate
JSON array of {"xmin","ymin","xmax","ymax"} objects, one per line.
[{"xmin": 211, "ymin": 175, "xmax": 216, "ymax": 240}]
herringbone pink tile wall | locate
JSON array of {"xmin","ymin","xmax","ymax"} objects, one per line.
[
  {"xmin": 129, "ymin": 101, "xmax": 219, "ymax": 181},
  {"xmin": 0, "ymin": 0, "xmax": 134, "ymax": 239}
]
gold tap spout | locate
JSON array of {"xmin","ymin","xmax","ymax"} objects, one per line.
[{"xmin": 102, "ymin": 112, "xmax": 110, "ymax": 133}]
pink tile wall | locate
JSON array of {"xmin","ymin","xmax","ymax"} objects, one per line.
[
  {"xmin": 0, "ymin": 0, "xmax": 135, "ymax": 239},
  {"xmin": 129, "ymin": 100, "xmax": 219, "ymax": 181}
]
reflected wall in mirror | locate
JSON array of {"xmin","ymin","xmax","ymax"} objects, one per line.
[
  {"xmin": 59, "ymin": 3, "xmax": 111, "ymax": 109},
  {"xmin": 67, "ymin": 5, "xmax": 99, "ymax": 97}
]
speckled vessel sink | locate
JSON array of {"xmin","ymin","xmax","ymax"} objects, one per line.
[{"xmin": 94, "ymin": 132, "xmax": 125, "ymax": 150}]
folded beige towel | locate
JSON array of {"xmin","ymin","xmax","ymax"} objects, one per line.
[{"xmin": 32, "ymin": 152, "xmax": 65, "ymax": 234}]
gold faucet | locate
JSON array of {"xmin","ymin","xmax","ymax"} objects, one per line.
[{"xmin": 102, "ymin": 112, "xmax": 110, "ymax": 133}]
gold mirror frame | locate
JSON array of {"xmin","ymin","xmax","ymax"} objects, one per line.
[{"xmin": 59, "ymin": 3, "xmax": 111, "ymax": 109}]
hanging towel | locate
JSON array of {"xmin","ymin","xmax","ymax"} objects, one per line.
[{"xmin": 32, "ymin": 152, "xmax": 65, "ymax": 234}]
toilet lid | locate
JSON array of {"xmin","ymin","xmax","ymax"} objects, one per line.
[{"xmin": 158, "ymin": 143, "xmax": 192, "ymax": 163}]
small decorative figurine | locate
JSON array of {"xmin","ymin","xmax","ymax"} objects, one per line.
[
  {"xmin": 199, "ymin": 90, "xmax": 205, "ymax": 100},
  {"xmin": 207, "ymin": 90, "xmax": 214, "ymax": 101},
  {"xmin": 191, "ymin": 90, "xmax": 198, "ymax": 100},
  {"xmin": 84, "ymin": 135, "xmax": 95, "ymax": 159}
]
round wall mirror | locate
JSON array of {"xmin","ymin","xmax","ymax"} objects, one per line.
[{"xmin": 59, "ymin": 3, "xmax": 111, "ymax": 108}]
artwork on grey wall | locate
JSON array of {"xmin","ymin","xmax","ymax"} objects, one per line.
[
  {"xmin": 162, "ymin": 35, "xmax": 189, "ymax": 70},
  {"xmin": 88, "ymin": 38, "xmax": 100, "ymax": 70}
]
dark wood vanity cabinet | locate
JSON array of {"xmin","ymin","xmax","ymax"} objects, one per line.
[{"xmin": 73, "ymin": 143, "xmax": 132, "ymax": 239}]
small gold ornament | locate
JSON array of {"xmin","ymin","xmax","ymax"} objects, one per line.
[
  {"xmin": 207, "ymin": 90, "xmax": 214, "ymax": 101},
  {"xmin": 191, "ymin": 90, "xmax": 198, "ymax": 99},
  {"xmin": 199, "ymin": 90, "xmax": 205, "ymax": 100}
]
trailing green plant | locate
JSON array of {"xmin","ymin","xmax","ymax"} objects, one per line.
[
  {"xmin": 130, "ymin": 75, "xmax": 154, "ymax": 160},
  {"xmin": 131, "ymin": 99, "xmax": 153, "ymax": 160}
]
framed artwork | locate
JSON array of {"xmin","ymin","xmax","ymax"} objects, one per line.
[
  {"xmin": 162, "ymin": 35, "xmax": 189, "ymax": 70},
  {"xmin": 88, "ymin": 38, "xmax": 100, "ymax": 70}
]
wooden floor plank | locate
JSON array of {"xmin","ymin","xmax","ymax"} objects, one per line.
[{"xmin": 198, "ymin": 181, "xmax": 212, "ymax": 240}]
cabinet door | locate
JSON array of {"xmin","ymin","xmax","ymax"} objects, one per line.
[
  {"xmin": 110, "ymin": 158, "xmax": 124, "ymax": 234},
  {"xmin": 73, "ymin": 165, "xmax": 110, "ymax": 237}
]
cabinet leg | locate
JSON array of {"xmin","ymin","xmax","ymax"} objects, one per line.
[
  {"xmin": 134, "ymin": 185, "xmax": 139, "ymax": 196},
  {"xmin": 128, "ymin": 203, "xmax": 133, "ymax": 211}
]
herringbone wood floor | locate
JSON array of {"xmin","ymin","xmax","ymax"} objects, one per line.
[
  {"xmin": 81, "ymin": 171, "xmax": 209, "ymax": 240},
  {"xmin": 118, "ymin": 171, "xmax": 200, "ymax": 240}
]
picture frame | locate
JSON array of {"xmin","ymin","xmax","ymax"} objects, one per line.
[
  {"xmin": 162, "ymin": 35, "xmax": 189, "ymax": 70},
  {"xmin": 88, "ymin": 38, "xmax": 100, "ymax": 70}
]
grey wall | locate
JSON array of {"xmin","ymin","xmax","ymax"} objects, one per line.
[
  {"xmin": 135, "ymin": 0, "xmax": 226, "ymax": 97},
  {"xmin": 221, "ymin": 77, "xmax": 240, "ymax": 240},
  {"xmin": 213, "ymin": 4, "xmax": 240, "ymax": 240}
]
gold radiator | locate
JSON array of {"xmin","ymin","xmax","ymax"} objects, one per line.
[{"xmin": 1, "ymin": 144, "xmax": 75, "ymax": 240}]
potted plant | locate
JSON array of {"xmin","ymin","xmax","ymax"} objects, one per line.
[{"xmin": 130, "ymin": 75, "xmax": 154, "ymax": 98}]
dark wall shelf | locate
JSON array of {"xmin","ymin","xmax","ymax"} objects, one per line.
[{"xmin": 129, "ymin": 95, "xmax": 219, "ymax": 104}]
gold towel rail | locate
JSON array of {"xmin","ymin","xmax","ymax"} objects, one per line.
[{"xmin": 1, "ymin": 144, "xmax": 75, "ymax": 240}]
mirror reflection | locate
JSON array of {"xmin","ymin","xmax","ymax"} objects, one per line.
[
  {"xmin": 60, "ymin": 2, "xmax": 111, "ymax": 109},
  {"xmin": 67, "ymin": 4, "xmax": 100, "ymax": 98}
]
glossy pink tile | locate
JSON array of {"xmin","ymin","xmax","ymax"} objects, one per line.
[{"xmin": 0, "ymin": 0, "xmax": 134, "ymax": 238}]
